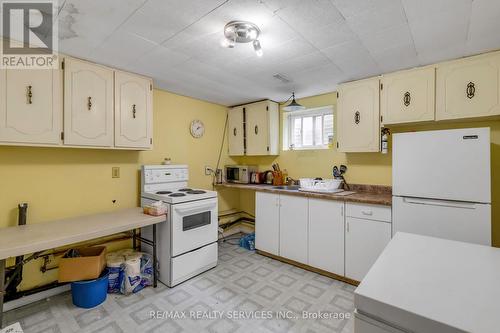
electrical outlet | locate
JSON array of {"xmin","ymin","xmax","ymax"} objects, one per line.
[
  {"xmin": 205, "ymin": 166, "xmax": 213, "ymax": 176},
  {"xmin": 112, "ymin": 167, "xmax": 120, "ymax": 178}
]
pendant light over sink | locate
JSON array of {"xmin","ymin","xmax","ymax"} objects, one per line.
[
  {"xmin": 221, "ymin": 21, "xmax": 263, "ymax": 57},
  {"xmin": 283, "ymin": 92, "xmax": 305, "ymax": 112}
]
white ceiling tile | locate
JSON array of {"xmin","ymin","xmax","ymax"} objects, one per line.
[
  {"xmin": 359, "ymin": 23, "xmax": 413, "ymax": 55},
  {"xmin": 402, "ymin": 0, "xmax": 471, "ymax": 21},
  {"xmin": 371, "ymin": 44, "xmax": 419, "ymax": 73},
  {"xmin": 402, "ymin": 0, "xmax": 472, "ymax": 65},
  {"xmin": 322, "ymin": 40, "xmax": 380, "ymax": 79},
  {"xmin": 332, "ymin": 0, "xmax": 400, "ymax": 19},
  {"xmin": 130, "ymin": 45, "xmax": 191, "ymax": 76},
  {"xmin": 89, "ymin": 29, "xmax": 158, "ymax": 68},
  {"xmin": 295, "ymin": 18, "xmax": 356, "ymax": 49},
  {"xmin": 260, "ymin": 0, "xmax": 302, "ymax": 12},
  {"xmin": 274, "ymin": 0, "xmax": 344, "ymax": 30},
  {"xmin": 123, "ymin": 0, "xmax": 227, "ymax": 44},
  {"xmin": 58, "ymin": 0, "xmax": 144, "ymax": 43},
  {"xmin": 345, "ymin": 2, "xmax": 407, "ymax": 36},
  {"xmin": 466, "ymin": 0, "xmax": 500, "ymax": 53}
]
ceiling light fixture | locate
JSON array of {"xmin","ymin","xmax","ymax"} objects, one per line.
[
  {"xmin": 253, "ymin": 40, "xmax": 263, "ymax": 57},
  {"xmin": 222, "ymin": 21, "xmax": 263, "ymax": 57},
  {"xmin": 283, "ymin": 92, "xmax": 305, "ymax": 112}
]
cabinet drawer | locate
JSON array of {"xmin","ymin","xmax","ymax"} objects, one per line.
[{"xmin": 346, "ymin": 203, "xmax": 391, "ymax": 223}]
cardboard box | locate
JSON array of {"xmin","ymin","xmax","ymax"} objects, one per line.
[{"xmin": 58, "ymin": 246, "xmax": 106, "ymax": 282}]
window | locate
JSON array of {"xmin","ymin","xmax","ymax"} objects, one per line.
[{"xmin": 283, "ymin": 106, "xmax": 334, "ymax": 150}]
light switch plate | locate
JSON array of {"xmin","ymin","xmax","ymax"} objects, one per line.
[{"xmin": 112, "ymin": 167, "xmax": 120, "ymax": 178}]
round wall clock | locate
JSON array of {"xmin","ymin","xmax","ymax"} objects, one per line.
[{"xmin": 190, "ymin": 119, "xmax": 205, "ymax": 138}]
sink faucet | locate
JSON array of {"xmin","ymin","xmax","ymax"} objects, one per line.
[{"xmin": 286, "ymin": 177, "xmax": 299, "ymax": 185}]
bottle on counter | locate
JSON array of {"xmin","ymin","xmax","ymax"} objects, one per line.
[{"xmin": 282, "ymin": 169, "xmax": 288, "ymax": 184}]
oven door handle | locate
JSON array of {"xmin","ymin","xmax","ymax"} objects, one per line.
[{"xmin": 174, "ymin": 202, "xmax": 217, "ymax": 215}]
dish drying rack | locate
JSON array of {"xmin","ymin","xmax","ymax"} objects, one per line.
[{"xmin": 298, "ymin": 178, "xmax": 344, "ymax": 193}]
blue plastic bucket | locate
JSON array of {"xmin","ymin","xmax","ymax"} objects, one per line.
[{"xmin": 71, "ymin": 269, "xmax": 109, "ymax": 308}]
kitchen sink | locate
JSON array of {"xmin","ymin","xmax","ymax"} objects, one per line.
[{"xmin": 272, "ymin": 185, "xmax": 300, "ymax": 191}]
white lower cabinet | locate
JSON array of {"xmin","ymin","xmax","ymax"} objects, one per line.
[
  {"xmin": 345, "ymin": 216, "xmax": 391, "ymax": 281},
  {"xmin": 255, "ymin": 193, "xmax": 392, "ymax": 282},
  {"xmin": 255, "ymin": 192, "xmax": 280, "ymax": 255},
  {"xmin": 308, "ymin": 199, "xmax": 344, "ymax": 276},
  {"xmin": 279, "ymin": 195, "xmax": 308, "ymax": 264}
]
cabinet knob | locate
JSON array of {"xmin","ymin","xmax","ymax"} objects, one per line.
[
  {"xmin": 132, "ymin": 104, "xmax": 136, "ymax": 118},
  {"xmin": 87, "ymin": 96, "xmax": 92, "ymax": 111},
  {"xmin": 254, "ymin": 125, "xmax": 259, "ymax": 135},
  {"xmin": 403, "ymin": 91, "xmax": 411, "ymax": 106},
  {"xmin": 466, "ymin": 82, "xmax": 475, "ymax": 99},
  {"xmin": 354, "ymin": 111, "xmax": 360, "ymax": 124},
  {"xmin": 26, "ymin": 85, "xmax": 33, "ymax": 104}
]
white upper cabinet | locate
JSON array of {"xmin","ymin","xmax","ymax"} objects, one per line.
[
  {"xmin": 436, "ymin": 51, "xmax": 500, "ymax": 120},
  {"xmin": 228, "ymin": 100, "xmax": 279, "ymax": 156},
  {"xmin": 337, "ymin": 77, "xmax": 380, "ymax": 152},
  {"xmin": 227, "ymin": 106, "xmax": 245, "ymax": 156},
  {"xmin": 381, "ymin": 67, "xmax": 435, "ymax": 125},
  {"xmin": 0, "ymin": 65, "xmax": 62, "ymax": 145},
  {"xmin": 114, "ymin": 71, "xmax": 153, "ymax": 149},
  {"xmin": 63, "ymin": 57, "xmax": 114, "ymax": 147}
]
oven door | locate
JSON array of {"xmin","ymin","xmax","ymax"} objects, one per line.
[{"xmin": 171, "ymin": 198, "xmax": 218, "ymax": 257}]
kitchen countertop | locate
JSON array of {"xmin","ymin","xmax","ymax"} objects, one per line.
[
  {"xmin": 216, "ymin": 183, "xmax": 392, "ymax": 206},
  {"xmin": 0, "ymin": 208, "xmax": 165, "ymax": 260},
  {"xmin": 355, "ymin": 233, "xmax": 500, "ymax": 333}
]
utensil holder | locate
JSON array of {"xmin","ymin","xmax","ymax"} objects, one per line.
[{"xmin": 272, "ymin": 171, "xmax": 283, "ymax": 185}]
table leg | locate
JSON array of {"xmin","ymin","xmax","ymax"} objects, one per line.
[
  {"xmin": 152, "ymin": 224, "xmax": 157, "ymax": 288},
  {"xmin": 0, "ymin": 259, "xmax": 5, "ymax": 328},
  {"xmin": 132, "ymin": 229, "xmax": 137, "ymax": 250}
]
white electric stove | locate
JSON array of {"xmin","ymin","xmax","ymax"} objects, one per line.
[{"xmin": 141, "ymin": 165, "xmax": 218, "ymax": 287}]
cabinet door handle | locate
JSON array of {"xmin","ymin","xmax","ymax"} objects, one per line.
[
  {"xmin": 354, "ymin": 111, "xmax": 360, "ymax": 124},
  {"xmin": 466, "ymin": 82, "xmax": 475, "ymax": 99},
  {"xmin": 347, "ymin": 222, "xmax": 350, "ymax": 232},
  {"xmin": 254, "ymin": 125, "xmax": 259, "ymax": 135},
  {"xmin": 87, "ymin": 96, "xmax": 92, "ymax": 111},
  {"xmin": 233, "ymin": 128, "xmax": 237, "ymax": 136},
  {"xmin": 132, "ymin": 104, "xmax": 136, "ymax": 118},
  {"xmin": 361, "ymin": 210, "xmax": 373, "ymax": 216},
  {"xmin": 403, "ymin": 91, "xmax": 411, "ymax": 106},
  {"xmin": 26, "ymin": 85, "xmax": 33, "ymax": 104},
  {"xmin": 341, "ymin": 205, "xmax": 344, "ymax": 216}
]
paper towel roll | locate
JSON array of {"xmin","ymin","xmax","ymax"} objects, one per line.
[
  {"xmin": 122, "ymin": 249, "xmax": 135, "ymax": 256},
  {"xmin": 124, "ymin": 258, "xmax": 141, "ymax": 293},
  {"xmin": 106, "ymin": 256, "xmax": 125, "ymax": 268},
  {"xmin": 125, "ymin": 252, "xmax": 142, "ymax": 261}
]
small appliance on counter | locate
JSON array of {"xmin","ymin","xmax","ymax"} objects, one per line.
[{"xmin": 225, "ymin": 165, "xmax": 257, "ymax": 184}]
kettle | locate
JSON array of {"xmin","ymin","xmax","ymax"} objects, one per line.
[{"xmin": 262, "ymin": 170, "xmax": 274, "ymax": 185}]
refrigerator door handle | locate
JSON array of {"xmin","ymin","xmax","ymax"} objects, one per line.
[{"xmin": 403, "ymin": 197, "xmax": 477, "ymax": 210}]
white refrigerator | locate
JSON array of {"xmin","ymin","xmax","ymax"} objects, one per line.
[{"xmin": 392, "ymin": 127, "xmax": 491, "ymax": 245}]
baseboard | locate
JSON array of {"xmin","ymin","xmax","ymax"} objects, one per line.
[
  {"xmin": 256, "ymin": 249, "xmax": 360, "ymax": 287},
  {"xmin": 4, "ymin": 284, "xmax": 70, "ymax": 311}
]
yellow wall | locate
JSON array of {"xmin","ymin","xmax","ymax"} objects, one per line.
[
  {"xmin": 2, "ymin": 87, "xmax": 499, "ymax": 291},
  {"xmin": 0, "ymin": 88, "xmax": 237, "ymax": 290},
  {"xmin": 233, "ymin": 92, "xmax": 500, "ymax": 247}
]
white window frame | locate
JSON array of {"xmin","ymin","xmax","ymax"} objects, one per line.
[{"xmin": 283, "ymin": 105, "xmax": 334, "ymax": 151}]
